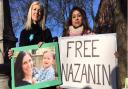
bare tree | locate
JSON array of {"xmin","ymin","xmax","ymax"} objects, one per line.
[
  {"xmin": 95, "ymin": 0, "xmax": 127, "ymax": 88},
  {"xmin": 114, "ymin": 0, "xmax": 127, "ymax": 88}
]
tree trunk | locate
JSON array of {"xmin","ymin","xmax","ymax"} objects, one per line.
[
  {"xmin": 114, "ymin": 0, "xmax": 127, "ymax": 88},
  {"xmin": 95, "ymin": 0, "xmax": 127, "ymax": 88}
]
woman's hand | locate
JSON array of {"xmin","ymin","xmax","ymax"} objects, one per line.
[
  {"xmin": 32, "ymin": 79, "xmax": 37, "ymax": 84},
  {"xmin": 56, "ymin": 86, "xmax": 62, "ymax": 89},
  {"xmin": 114, "ymin": 51, "xmax": 119, "ymax": 58},
  {"xmin": 8, "ymin": 49, "xmax": 14, "ymax": 59},
  {"xmin": 38, "ymin": 42, "xmax": 45, "ymax": 48}
]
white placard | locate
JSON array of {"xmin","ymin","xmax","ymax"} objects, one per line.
[
  {"xmin": 59, "ymin": 33, "xmax": 117, "ymax": 89},
  {"xmin": 0, "ymin": 0, "xmax": 3, "ymax": 40},
  {"xmin": 0, "ymin": 0, "xmax": 3, "ymax": 64}
]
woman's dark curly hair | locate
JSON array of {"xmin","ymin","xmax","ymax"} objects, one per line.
[
  {"xmin": 68, "ymin": 6, "xmax": 89, "ymax": 28},
  {"xmin": 63, "ymin": 6, "xmax": 90, "ymax": 36}
]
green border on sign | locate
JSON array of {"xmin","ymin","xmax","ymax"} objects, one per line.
[{"xmin": 11, "ymin": 42, "xmax": 62, "ymax": 89}]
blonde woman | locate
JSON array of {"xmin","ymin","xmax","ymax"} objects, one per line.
[
  {"xmin": 19, "ymin": 1, "xmax": 52, "ymax": 46},
  {"xmin": 8, "ymin": 1, "xmax": 56, "ymax": 89}
]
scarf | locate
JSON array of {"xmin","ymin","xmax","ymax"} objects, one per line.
[{"xmin": 69, "ymin": 25, "xmax": 84, "ymax": 36}]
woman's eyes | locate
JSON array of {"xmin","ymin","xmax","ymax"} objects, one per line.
[
  {"xmin": 78, "ymin": 14, "xmax": 82, "ymax": 17},
  {"xmin": 72, "ymin": 16, "xmax": 76, "ymax": 18},
  {"xmin": 29, "ymin": 59, "xmax": 32, "ymax": 62},
  {"xmin": 72, "ymin": 14, "xmax": 82, "ymax": 18},
  {"xmin": 33, "ymin": 8, "xmax": 41, "ymax": 12},
  {"xmin": 23, "ymin": 61, "xmax": 27, "ymax": 65},
  {"xmin": 23, "ymin": 59, "xmax": 32, "ymax": 64}
]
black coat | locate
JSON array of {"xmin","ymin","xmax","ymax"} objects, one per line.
[{"xmin": 19, "ymin": 23, "xmax": 53, "ymax": 46}]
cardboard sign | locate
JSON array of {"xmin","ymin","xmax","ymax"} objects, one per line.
[
  {"xmin": 0, "ymin": 0, "xmax": 3, "ymax": 40},
  {"xmin": 59, "ymin": 33, "xmax": 117, "ymax": 89},
  {"xmin": 11, "ymin": 42, "xmax": 62, "ymax": 89},
  {"xmin": 0, "ymin": 0, "xmax": 3, "ymax": 64}
]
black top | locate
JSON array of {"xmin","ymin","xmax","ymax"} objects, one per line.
[
  {"xmin": 15, "ymin": 80, "xmax": 31, "ymax": 87},
  {"xmin": 19, "ymin": 23, "xmax": 53, "ymax": 46}
]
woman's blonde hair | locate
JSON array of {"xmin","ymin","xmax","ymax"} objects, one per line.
[{"xmin": 24, "ymin": 1, "xmax": 45, "ymax": 30}]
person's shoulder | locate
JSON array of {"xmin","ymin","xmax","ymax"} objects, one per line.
[
  {"xmin": 45, "ymin": 27, "xmax": 50, "ymax": 31},
  {"xmin": 43, "ymin": 27, "xmax": 51, "ymax": 34},
  {"xmin": 21, "ymin": 29, "xmax": 28, "ymax": 33},
  {"xmin": 47, "ymin": 66, "xmax": 55, "ymax": 72},
  {"xmin": 83, "ymin": 29, "xmax": 91, "ymax": 34}
]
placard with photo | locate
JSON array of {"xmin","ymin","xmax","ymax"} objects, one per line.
[{"xmin": 11, "ymin": 42, "xmax": 62, "ymax": 89}]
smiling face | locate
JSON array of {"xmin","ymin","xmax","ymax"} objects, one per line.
[
  {"xmin": 71, "ymin": 10, "xmax": 83, "ymax": 28},
  {"xmin": 22, "ymin": 53, "xmax": 33, "ymax": 76},
  {"xmin": 42, "ymin": 51, "xmax": 55, "ymax": 69},
  {"xmin": 31, "ymin": 4, "xmax": 42, "ymax": 24}
]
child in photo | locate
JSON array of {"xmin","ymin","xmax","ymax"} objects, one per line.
[{"xmin": 33, "ymin": 50, "xmax": 56, "ymax": 83}]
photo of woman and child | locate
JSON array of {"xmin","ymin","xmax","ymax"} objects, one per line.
[{"xmin": 14, "ymin": 49, "xmax": 56, "ymax": 87}]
